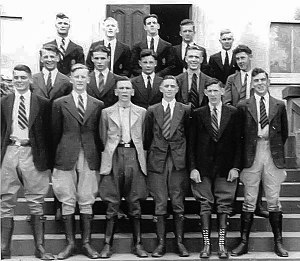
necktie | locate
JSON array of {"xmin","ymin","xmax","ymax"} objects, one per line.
[
  {"xmin": 260, "ymin": 96, "xmax": 269, "ymax": 129},
  {"xmin": 183, "ymin": 44, "xmax": 190, "ymax": 69},
  {"xmin": 189, "ymin": 73, "xmax": 199, "ymax": 109},
  {"xmin": 162, "ymin": 104, "xmax": 171, "ymax": 139},
  {"xmin": 240, "ymin": 73, "xmax": 248, "ymax": 100},
  {"xmin": 147, "ymin": 75, "xmax": 152, "ymax": 100},
  {"xmin": 18, "ymin": 95, "xmax": 28, "ymax": 130},
  {"xmin": 98, "ymin": 72, "xmax": 104, "ymax": 92},
  {"xmin": 224, "ymin": 51, "xmax": 230, "ymax": 74},
  {"xmin": 211, "ymin": 106, "xmax": 218, "ymax": 141},
  {"xmin": 46, "ymin": 72, "xmax": 52, "ymax": 96},
  {"xmin": 150, "ymin": 37, "xmax": 154, "ymax": 51},
  {"xmin": 60, "ymin": 37, "xmax": 66, "ymax": 56},
  {"xmin": 107, "ymin": 42, "xmax": 112, "ymax": 71},
  {"xmin": 78, "ymin": 95, "xmax": 85, "ymax": 122}
]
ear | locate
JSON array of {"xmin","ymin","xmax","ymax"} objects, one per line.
[
  {"xmin": 220, "ymin": 88, "xmax": 225, "ymax": 96},
  {"xmin": 114, "ymin": 89, "xmax": 118, "ymax": 96},
  {"xmin": 138, "ymin": 60, "xmax": 142, "ymax": 68},
  {"xmin": 131, "ymin": 89, "xmax": 135, "ymax": 96},
  {"xmin": 157, "ymin": 23, "xmax": 160, "ymax": 30},
  {"xmin": 204, "ymin": 89, "xmax": 208, "ymax": 97}
]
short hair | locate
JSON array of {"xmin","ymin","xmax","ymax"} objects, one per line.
[
  {"xmin": 252, "ymin": 67, "xmax": 269, "ymax": 79},
  {"xmin": 233, "ymin": 44, "xmax": 252, "ymax": 56},
  {"xmin": 13, "ymin": 64, "xmax": 32, "ymax": 76},
  {"xmin": 162, "ymin": 75, "xmax": 178, "ymax": 85},
  {"xmin": 143, "ymin": 14, "xmax": 158, "ymax": 25},
  {"xmin": 180, "ymin": 19, "xmax": 195, "ymax": 29},
  {"xmin": 139, "ymin": 49, "xmax": 157, "ymax": 60},
  {"xmin": 40, "ymin": 43, "xmax": 60, "ymax": 56},
  {"xmin": 220, "ymin": 29, "xmax": 233, "ymax": 38},
  {"xmin": 104, "ymin": 17, "xmax": 118, "ymax": 26},
  {"xmin": 186, "ymin": 44, "xmax": 203, "ymax": 55},
  {"xmin": 205, "ymin": 78, "xmax": 223, "ymax": 89},
  {"xmin": 70, "ymin": 64, "xmax": 88, "ymax": 74},
  {"xmin": 56, "ymin": 13, "xmax": 69, "ymax": 19},
  {"xmin": 116, "ymin": 77, "xmax": 132, "ymax": 88},
  {"xmin": 90, "ymin": 45, "xmax": 111, "ymax": 57}
]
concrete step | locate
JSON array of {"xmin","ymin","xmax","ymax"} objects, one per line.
[
  {"xmin": 12, "ymin": 214, "xmax": 300, "ymax": 234},
  {"xmin": 10, "ymin": 232, "xmax": 300, "ymax": 256}
]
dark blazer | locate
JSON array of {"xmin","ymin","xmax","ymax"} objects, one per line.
[
  {"xmin": 131, "ymin": 74, "xmax": 163, "ymax": 109},
  {"xmin": 176, "ymin": 71, "xmax": 213, "ymax": 108},
  {"xmin": 224, "ymin": 71, "xmax": 246, "ymax": 106},
  {"xmin": 188, "ymin": 104, "xmax": 242, "ymax": 178},
  {"xmin": 131, "ymin": 37, "xmax": 176, "ymax": 77},
  {"xmin": 86, "ymin": 40, "xmax": 131, "ymax": 77},
  {"xmin": 31, "ymin": 71, "xmax": 72, "ymax": 101},
  {"xmin": 144, "ymin": 101, "xmax": 190, "ymax": 174},
  {"xmin": 52, "ymin": 94, "xmax": 104, "ymax": 171},
  {"xmin": 237, "ymin": 95, "xmax": 288, "ymax": 169},
  {"xmin": 42, "ymin": 40, "xmax": 85, "ymax": 75},
  {"xmin": 173, "ymin": 43, "xmax": 209, "ymax": 76},
  {"xmin": 1, "ymin": 93, "xmax": 51, "ymax": 171},
  {"xmin": 208, "ymin": 51, "xmax": 238, "ymax": 85},
  {"xmin": 86, "ymin": 71, "xmax": 123, "ymax": 108}
]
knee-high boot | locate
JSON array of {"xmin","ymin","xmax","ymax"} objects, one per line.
[
  {"xmin": 151, "ymin": 215, "xmax": 166, "ymax": 257},
  {"xmin": 173, "ymin": 213, "xmax": 189, "ymax": 257},
  {"xmin": 217, "ymin": 213, "xmax": 228, "ymax": 259},
  {"xmin": 99, "ymin": 216, "xmax": 117, "ymax": 258},
  {"xmin": 130, "ymin": 216, "xmax": 148, "ymax": 257},
  {"xmin": 1, "ymin": 217, "xmax": 14, "ymax": 259},
  {"xmin": 200, "ymin": 213, "xmax": 211, "ymax": 258}
]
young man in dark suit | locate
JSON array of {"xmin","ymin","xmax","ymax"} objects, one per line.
[
  {"xmin": 131, "ymin": 49, "xmax": 163, "ymax": 109},
  {"xmin": 231, "ymin": 68, "xmax": 288, "ymax": 257},
  {"xmin": 208, "ymin": 29, "xmax": 237, "ymax": 85},
  {"xmin": 173, "ymin": 19, "xmax": 208, "ymax": 76},
  {"xmin": 42, "ymin": 13, "xmax": 85, "ymax": 75},
  {"xmin": 131, "ymin": 14, "xmax": 176, "ymax": 77},
  {"xmin": 51, "ymin": 64, "xmax": 104, "ymax": 259},
  {"xmin": 86, "ymin": 45, "xmax": 124, "ymax": 107},
  {"xmin": 1, "ymin": 65, "xmax": 54, "ymax": 260},
  {"xmin": 144, "ymin": 75, "xmax": 190, "ymax": 258},
  {"xmin": 86, "ymin": 17, "xmax": 131, "ymax": 77},
  {"xmin": 189, "ymin": 78, "xmax": 242, "ymax": 259}
]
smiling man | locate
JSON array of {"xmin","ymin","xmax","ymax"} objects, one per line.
[{"xmin": 99, "ymin": 78, "xmax": 148, "ymax": 258}]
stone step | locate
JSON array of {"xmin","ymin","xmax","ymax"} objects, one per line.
[
  {"xmin": 12, "ymin": 214, "xmax": 300, "ymax": 234},
  {"xmin": 10, "ymin": 232, "xmax": 300, "ymax": 256}
]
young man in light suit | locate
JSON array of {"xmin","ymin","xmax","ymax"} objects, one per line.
[{"xmin": 99, "ymin": 78, "xmax": 148, "ymax": 258}]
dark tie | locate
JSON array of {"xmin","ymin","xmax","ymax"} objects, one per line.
[
  {"xmin": 78, "ymin": 95, "xmax": 85, "ymax": 122},
  {"xmin": 260, "ymin": 96, "xmax": 269, "ymax": 129},
  {"xmin": 184, "ymin": 44, "xmax": 190, "ymax": 59},
  {"xmin": 147, "ymin": 75, "xmax": 152, "ymax": 100},
  {"xmin": 98, "ymin": 72, "xmax": 104, "ymax": 92},
  {"xmin": 211, "ymin": 106, "xmax": 218, "ymax": 141},
  {"xmin": 240, "ymin": 73, "xmax": 248, "ymax": 100},
  {"xmin": 107, "ymin": 42, "xmax": 112, "ymax": 71},
  {"xmin": 224, "ymin": 51, "xmax": 230, "ymax": 74},
  {"xmin": 189, "ymin": 73, "xmax": 199, "ymax": 109},
  {"xmin": 60, "ymin": 37, "xmax": 66, "ymax": 56},
  {"xmin": 46, "ymin": 72, "xmax": 52, "ymax": 97},
  {"xmin": 162, "ymin": 104, "xmax": 171, "ymax": 139},
  {"xmin": 18, "ymin": 95, "xmax": 28, "ymax": 130},
  {"xmin": 150, "ymin": 37, "xmax": 154, "ymax": 51}
]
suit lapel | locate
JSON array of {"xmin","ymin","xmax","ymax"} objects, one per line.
[
  {"xmin": 235, "ymin": 72, "xmax": 243, "ymax": 94},
  {"xmin": 88, "ymin": 72, "xmax": 101, "ymax": 98},
  {"xmin": 64, "ymin": 40, "xmax": 75, "ymax": 57},
  {"xmin": 37, "ymin": 73, "xmax": 48, "ymax": 97},
  {"xmin": 156, "ymin": 38, "xmax": 164, "ymax": 55},
  {"xmin": 50, "ymin": 72, "xmax": 64, "ymax": 98},
  {"xmin": 100, "ymin": 72, "xmax": 114, "ymax": 97},
  {"xmin": 150, "ymin": 75, "xmax": 161, "ymax": 101},
  {"xmin": 268, "ymin": 96, "xmax": 278, "ymax": 123},
  {"xmin": 82, "ymin": 95, "xmax": 97, "ymax": 124},
  {"xmin": 3, "ymin": 94, "xmax": 14, "ymax": 130},
  {"xmin": 215, "ymin": 52, "xmax": 224, "ymax": 70},
  {"xmin": 170, "ymin": 102, "xmax": 184, "ymax": 138},
  {"xmin": 109, "ymin": 103, "xmax": 121, "ymax": 127},
  {"xmin": 202, "ymin": 106, "xmax": 215, "ymax": 139},
  {"xmin": 28, "ymin": 94, "xmax": 39, "ymax": 129},
  {"xmin": 64, "ymin": 94, "xmax": 82, "ymax": 123},
  {"xmin": 130, "ymin": 103, "xmax": 140, "ymax": 128},
  {"xmin": 114, "ymin": 41, "xmax": 122, "ymax": 63},
  {"xmin": 154, "ymin": 103, "xmax": 164, "ymax": 131},
  {"xmin": 198, "ymin": 72, "xmax": 205, "ymax": 105},
  {"xmin": 248, "ymin": 96, "xmax": 258, "ymax": 123},
  {"xmin": 217, "ymin": 105, "xmax": 231, "ymax": 139},
  {"xmin": 181, "ymin": 72, "xmax": 189, "ymax": 103},
  {"xmin": 135, "ymin": 76, "xmax": 148, "ymax": 102}
]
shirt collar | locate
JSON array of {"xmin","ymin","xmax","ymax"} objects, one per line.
[
  {"xmin": 162, "ymin": 98, "xmax": 176, "ymax": 108},
  {"xmin": 209, "ymin": 102, "xmax": 222, "ymax": 112},
  {"xmin": 254, "ymin": 92, "xmax": 269, "ymax": 103},
  {"xmin": 72, "ymin": 90, "xmax": 87, "ymax": 100},
  {"xmin": 117, "ymin": 101, "xmax": 132, "ymax": 109},
  {"xmin": 56, "ymin": 36, "xmax": 70, "ymax": 45},
  {"xmin": 240, "ymin": 69, "xmax": 252, "ymax": 78},
  {"xmin": 221, "ymin": 49, "xmax": 232, "ymax": 57},
  {"xmin": 142, "ymin": 72, "xmax": 155, "ymax": 80},
  {"xmin": 15, "ymin": 89, "xmax": 31, "ymax": 100},
  {"xmin": 182, "ymin": 41, "xmax": 194, "ymax": 48},
  {"xmin": 147, "ymin": 35, "xmax": 159, "ymax": 42},
  {"xmin": 95, "ymin": 67, "xmax": 109, "ymax": 77},
  {"xmin": 104, "ymin": 38, "xmax": 117, "ymax": 46},
  {"xmin": 42, "ymin": 67, "xmax": 58, "ymax": 75},
  {"xmin": 187, "ymin": 68, "xmax": 200, "ymax": 76}
]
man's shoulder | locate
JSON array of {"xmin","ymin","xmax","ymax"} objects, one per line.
[
  {"xmin": 132, "ymin": 103, "xmax": 147, "ymax": 113},
  {"xmin": 116, "ymin": 40, "xmax": 130, "ymax": 50},
  {"xmin": 159, "ymin": 38, "xmax": 172, "ymax": 47},
  {"xmin": 176, "ymin": 72, "xmax": 187, "ymax": 80},
  {"xmin": 209, "ymin": 51, "xmax": 221, "ymax": 60},
  {"xmin": 227, "ymin": 71, "xmax": 240, "ymax": 80},
  {"xmin": 147, "ymin": 102, "xmax": 161, "ymax": 112},
  {"xmin": 89, "ymin": 40, "xmax": 103, "ymax": 48},
  {"xmin": 69, "ymin": 40, "xmax": 84, "ymax": 50}
]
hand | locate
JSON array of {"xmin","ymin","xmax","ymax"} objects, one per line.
[
  {"xmin": 227, "ymin": 168, "xmax": 239, "ymax": 182},
  {"xmin": 190, "ymin": 169, "xmax": 201, "ymax": 183}
]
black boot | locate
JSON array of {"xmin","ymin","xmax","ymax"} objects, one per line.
[
  {"xmin": 1, "ymin": 217, "xmax": 14, "ymax": 259},
  {"xmin": 80, "ymin": 214, "xmax": 100, "ymax": 259},
  {"xmin": 254, "ymin": 182, "xmax": 269, "ymax": 218},
  {"xmin": 57, "ymin": 214, "xmax": 76, "ymax": 260},
  {"xmin": 130, "ymin": 217, "xmax": 148, "ymax": 258},
  {"xmin": 30, "ymin": 215, "xmax": 55, "ymax": 260},
  {"xmin": 200, "ymin": 213, "xmax": 211, "ymax": 258},
  {"xmin": 173, "ymin": 214, "xmax": 189, "ymax": 257},
  {"xmin": 99, "ymin": 216, "xmax": 117, "ymax": 258},
  {"xmin": 269, "ymin": 212, "xmax": 288, "ymax": 257},
  {"xmin": 231, "ymin": 212, "xmax": 254, "ymax": 256},
  {"xmin": 54, "ymin": 197, "xmax": 62, "ymax": 221},
  {"xmin": 151, "ymin": 215, "xmax": 166, "ymax": 257},
  {"xmin": 217, "ymin": 213, "xmax": 228, "ymax": 259}
]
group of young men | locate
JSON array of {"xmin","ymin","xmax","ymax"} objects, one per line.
[{"xmin": 1, "ymin": 12, "xmax": 289, "ymax": 260}]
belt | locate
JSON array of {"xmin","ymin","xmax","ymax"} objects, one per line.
[
  {"xmin": 118, "ymin": 141, "xmax": 135, "ymax": 148},
  {"xmin": 10, "ymin": 139, "xmax": 31, "ymax": 146}
]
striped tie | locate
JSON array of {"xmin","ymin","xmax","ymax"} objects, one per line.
[
  {"xmin": 46, "ymin": 71, "xmax": 52, "ymax": 97},
  {"xmin": 211, "ymin": 106, "xmax": 218, "ymax": 141},
  {"xmin": 147, "ymin": 75, "xmax": 152, "ymax": 100},
  {"xmin": 189, "ymin": 73, "xmax": 199, "ymax": 109},
  {"xmin": 240, "ymin": 73, "xmax": 248, "ymax": 100},
  {"xmin": 260, "ymin": 96, "xmax": 269, "ymax": 129},
  {"xmin": 98, "ymin": 72, "xmax": 104, "ymax": 92},
  {"xmin": 78, "ymin": 95, "xmax": 85, "ymax": 122},
  {"xmin": 162, "ymin": 104, "xmax": 171, "ymax": 139},
  {"xmin": 18, "ymin": 95, "xmax": 28, "ymax": 129},
  {"xmin": 60, "ymin": 37, "xmax": 66, "ymax": 57}
]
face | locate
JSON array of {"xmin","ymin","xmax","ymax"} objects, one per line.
[
  {"xmin": 91, "ymin": 51, "xmax": 110, "ymax": 71},
  {"xmin": 204, "ymin": 83, "xmax": 224, "ymax": 106},
  {"xmin": 103, "ymin": 19, "xmax": 119, "ymax": 38},
  {"xmin": 70, "ymin": 68, "xmax": 89, "ymax": 93},
  {"xmin": 235, "ymin": 52, "xmax": 251, "ymax": 71},
  {"xmin": 160, "ymin": 78, "xmax": 178, "ymax": 100},
  {"xmin": 40, "ymin": 49, "xmax": 59, "ymax": 71},
  {"xmin": 55, "ymin": 18, "xmax": 70, "ymax": 36},
  {"xmin": 12, "ymin": 70, "xmax": 31, "ymax": 94},
  {"xmin": 144, "ymin": 17, "xmax": 160, "ymax": 36},
  {"xmin": 219, "ymin": 32, "xmax": 234, "ymax": 51},
  {"xmin": 252, "ymin": 72, "xmax": 269, "ymax": 96},
  {"xmin": 139, "ymin": 55, "xmax": 157, "ymax": 74},
  {"xmin": 180, "ymin": 24, "xmax": 195, "ymax": 43},
  {"xmin": 185, "ymin": 49, "xmax": 203, "ymax": 70},
  {"xmin": 115, "ymin": 80, "xmax": 134, "ymax": 102}
]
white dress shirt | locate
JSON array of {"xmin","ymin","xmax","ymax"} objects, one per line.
[
  {"xmin": 42, "ymin": 68, "xmax": 58, "ymax": 86},
  {"xmin": 95, "ymin": 68, "xmax": 109, "ymax": 88},
  {"xmin": 56, "ymin": 36, "xmax": 70, "ymax": 52},
  {"xmin": 142, "ymin": 72, "xmax": 155, "ymax": 88},
  {"xmin": 104, "ymin": 38, "xmax": 117, "ymax": 72},
  {"xmin": 209, "ymin": 102, "xmax": 222, "ymax": 127},
  {"xmin": 147, "ymin": 35, "xmax": 159, "ymax": 52},
  {"xmin": 162, "ymin": 98, "xmax": 176, "ymax": 118},
  {"xmin": 72, "ymin": 90, "xmax": 87, "ymax": 110},
  {"xmin": 118, "ymin": 103, "xmax": 131, "ymax": 143},
  {"xmin": 240, "ymin": 69, "xmax": 252, "ymax": 99},
  {"xmin": 254, "ymin": 92, "xmax": 269, "ymax": 138},
  {"xmin": 221, "ymin": 49, "xmax": 233, "ymax": 65},
  {"xmin": 11, "ymin": 90, "xmax": 31, "ymax": 140}
]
